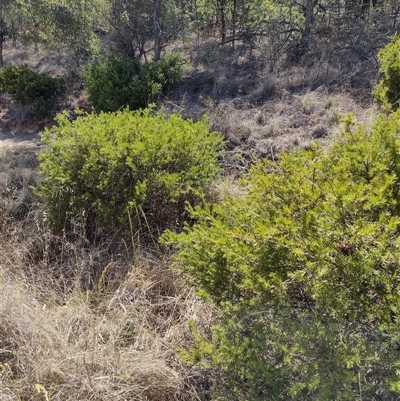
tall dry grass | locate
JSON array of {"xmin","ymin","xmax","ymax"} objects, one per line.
[
  {"xmin": 0, "ymin": 148, "xmax": 216, "ymax": 401},
  {"xmin": 160, "ymin": 39, "xmax": 379, "ymax": 177}
]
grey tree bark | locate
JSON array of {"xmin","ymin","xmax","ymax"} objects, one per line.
[{"xmin": 154, "ymin": 0, "xmax": 162, "ymax": 60}]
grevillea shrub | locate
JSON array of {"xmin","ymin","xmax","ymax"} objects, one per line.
[
  {"xmin": 81, "ymin": 55, "xmax": 141, "ymax": 112},
  {"xmin": 0, "ymin": 64, "xmax": 64, "ymax": 116},
  {"xmin": 373, "ymin": 34, "xmax": 400, "ymax": 111},
  {"xmin": 163, "ymin": 111, "xmax": 400, "ymax": 400},
  {"xmin": 82, "ymin": 54, "xmax": 182, "ymax": 112},
  {"xmin": 37, "ymin": 108, "xmax": 224, "ymax": 235}
]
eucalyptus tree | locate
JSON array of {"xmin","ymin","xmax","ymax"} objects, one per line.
[
  {"xmin": 30, "ymin": 0, "xmax": 110, "ymax": 65},
  {"xmin": 0, "ymin": 0, "xmax": 109, "ymax": 68},
  {"xmin": 48, "ymin": 0, "xmax": 109, "ymax": 64},
  {"xmin": 0, "ymin": 0, "xmax": 12, "ymax": 66},
  {"xmin": 108, "ymin": 0, "xmax": 184, "ymax": 60}
]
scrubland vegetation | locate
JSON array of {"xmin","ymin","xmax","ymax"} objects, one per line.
[{"xmin": 2, "ymin": 1, "xmax": 400, "ymax": 400}]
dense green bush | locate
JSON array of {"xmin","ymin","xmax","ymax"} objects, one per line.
[
  {"xmin": 373, "ymin": 34, "xmax": 400, "ymax": 110},
  {"xmin": 0, "ymin": 64, "xmax": 64, "ymax": 117},
  {"xmin": 82, "ymin": 54, "xmax": 183, "ymax": 112},
  {"xmin": 163, "ymin": 112, "xmax": 400, "ymax": 399},
  {"xmin": 130, "ymin": 54, "xmax": 183, "ymax": 107},
  {"xmin": 81, "ymin": 55, "xmax": 140, "ymax": 113},
  {"xmin": 37, "ymin": 108, "xmax": 223, "ymax": 235}
]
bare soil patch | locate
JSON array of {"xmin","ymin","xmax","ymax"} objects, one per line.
[
  {"xmin": 0, "ymin": 96, "xmax": 42, "ymax": 150},
  {"xmin": 0, "ymin": 129, "xmax": 40, "ymax": 150}
]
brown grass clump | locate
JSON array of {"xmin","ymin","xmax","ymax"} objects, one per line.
[
  {"xmin": 0, "ymin": 263, "xmax": 211, "ymax": 401},
  {"xmin": 0, "ymin": 148, "xmax": 216, "ymax": 401}
]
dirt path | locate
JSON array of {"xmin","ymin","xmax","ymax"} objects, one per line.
[
  {"xmin": 0, "ymin": 96, "xmax": 43, "ymax": 150},
  {"xmin": 0, "ymin": 128, "xmax": 41, "ymax": 150}
]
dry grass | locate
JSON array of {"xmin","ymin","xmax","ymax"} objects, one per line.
[
  {"xmin": 0, "ymin": 261, "xmax": 212, "ymax": 401},
  {"xmin": 2, "ymin": 42, "xmax": 71, "ymax": 76},
  {"xmin": 0, "ymin": 149, "xmax": 216, "ymax": 401},
  {"xmin": 163, "ymin": 58, "xmax": 378, "ymax": 175}
]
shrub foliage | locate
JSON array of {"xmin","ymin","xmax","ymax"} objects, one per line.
[
  {"xmin": 37, "ymin": 108, "xmax": 223, "ymax": 235},
  {"xmin": 373, "ymin": 34, "xmax": 400, "ymax": 110},
  {"xmin": 0, "ymin": 64, "xmax": 64, "ymax": 116},
  {"xmin": 163, "ymin": 112, "xmax": 400, "ymax": 399},
  {"xmin": 82, "ymin": 54, "xmax": 183, "ymax": 112}
]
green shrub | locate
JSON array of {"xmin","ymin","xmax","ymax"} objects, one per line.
[
  {"xmin": 163, "ymin": 112, "xmax": 400, "ymax": 399},
  {"xmin": 0, "ymin": 65, "xmax": 64, "ymax": 117},
  {"xmin": 36, "ymin": 108, "xmax": 224, "ymax": 235},
  {"xmin": 132, "ymin": 54, "xmax": 183, "ymax": 105},
  {"xmin": 82, "ymin": 54, "xmax": 183, "ymax": 112},
  {"xmin": 373, "ymin": 34, "xmax": 400, "ymax": 110},
  {"xmin": 81, "ymin": 55, "xmax": 141, "ymax": 113}
]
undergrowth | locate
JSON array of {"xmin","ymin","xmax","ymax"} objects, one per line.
[{"xmin": 0, "ymin": 148, "xmax": 216, "ymax": 401}]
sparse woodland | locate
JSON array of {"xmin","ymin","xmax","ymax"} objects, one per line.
[{"xmin": 2, "ymin": 1, "xmax": 400, "ymax": 400}]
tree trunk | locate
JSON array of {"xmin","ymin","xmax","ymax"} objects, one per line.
[
  {"xmin": 0, "ymin": 5, "xmax": 5, "ymax": 68},
  {"xmin": 154, "ymin": 0, "xmax": 162, "ymax": 61},
  {"xmin": 232, "ymin": 0, "xmax": 237, "ymax": 49},
  {"xmin": 217, "ymin": 0, "xmax": 226, "ymax": 44},
  {"xmin": 345, "ymin": 0, "xmax": 358, "ymax": 19},
  {"xmin": 299, "ymin": 0, "xmax": 318, "ymax": 57},
  {"xmin": 0, "ymin": 18, "xmax": 5, "ymax": 67},
  {"xmin": 361, "ymin": 0, "xmax": 370, "ymax": 14},
  {"xmin": 0, "ymin": 34, "xmax": 3, "ymax": 67}
]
